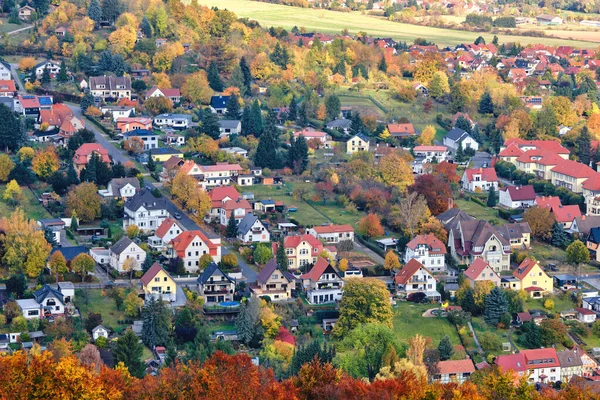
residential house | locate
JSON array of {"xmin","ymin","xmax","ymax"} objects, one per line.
[
  {"xmin": 98, "ymin": 177, "xmax": 140, "ymax": 199},
  {"xmin": 210, "ymin": 95, "xmax": 230, "ymax": 114},
  {"xmin": 449, "ymin": 219, "xmax": 511, "ymax": 272},
  {"xmin": 557, "ymin": 349, "xmax": 584, "ymax": 383},
  {"xmin": 109, "ymin": 236, "xmax": 146, "ymax": 273},
  {"xmin": 73, "ymin": 143, "xmax": 111, "ymax": 176},
  {"xmin": 387, "ymin": 123, "xmax": 417, "ymax": 138},
  {"xmin": 165, "ymin": 132, "xmax": 185, "ymax": 147},
  {"xmin": 219, "ymin": 120, "xmax": 242, "ymax": 138},
  {"xmin": 433, "ymin": 359, "xmax": 475, "ymax": 384},
  {"xmin": 38, "ymin": 218, "xmax": 66, "ymax": 245},
  {"xmin": 346, "ymin": 133, "xmax": 370, "ymax": 154},
  {"xmin": 250, "ymin": 259, "xmax": 292, "ymax": 301},
  {"xmin": 123, "ymin": 129, "xmax": 159, "ymax": 150},
  {"xmin": 403, "ymin": 234, "xmax": 447, "ymax": 273},
  {"xmin": 55, "ymin": 26, "xmax": 67, "ymax": 36},
  {"xmin": 551, "ymin": 160, "xmax": 597, "ymax": 193},
  {"xmin": 218, "ymin": 195, "xmax": 252, "ymax": 227},
  {"xmin": 394, "ymin": 259, "xmax": 439, "ymax": 300},
  {"xmin": 499, "ymin": 185, "xmax": 536, "ymax": 209},
  {"xmin": 89, "ymin": 76, "xmax": 132, "ymax": 100},
  {"xmin": 16, "ymin": 285, "xmax": 66, "ymax": 319},
  {"xmin": 553, "ymin": 204, "xmax": 582, "ymax": 229},
  {"xmin": 236, "ymin": 214, "xmax": 270, "ymax": 243},
  {"xmin": 496, "ymin": 223, "xmax": 532, "ymax": 250},
  {"xmin": 101, "ymin": 105, "xmax": 135, "ymax": 122},
  {"xmin": 569, "ymin": 215, "xmax": 600, "ymax": 236},
  {"xmin": 116, "ymin": 117, "xmax": 152, "ymax": 132},
  {"xmin": 207, "ymin": 186, "xmax": 245, "ymax": 222},
  {"xmin": 509, "ymin": 258, "xmax": 553, "ymax": 298},
  {"xmin": 169, "ymin": 230, "xmax": 222, "ymax": 272},
  {"xmin": 221, "ymin": 147, "xmax": 248, "ymax": 159},
  {"xmin": 197, "ymin": 163, "xmax": 243, "ymax": 189},
  {"xmin": 34, "ymin": 60, "xmax": 61, "ymax": 79},
  {"xmin": 123, "ymin": 189, "xmax": 170, "ymax": 231},
  {"xmin": 19, "ymin": 95, "xmax": 40, "ymax": 117},
  {"xmin": 582, "ymin": 174, "xmax": 600, "ymax": 216},
  {"xmin": 153, "ymin": 113, "xmax": 191, "ymax": 130},
  {"xmin": 92, "ymin": 325, "xmax": 109, "ymax": 341},
  {"xmin": 326, "ymin": 119, "xmax": 351, "ymax": 134},
  {"xmin": 300, "ymin": 257, "xmax": 344, "ymax": 304},
  {"xmin": 443, "ymin": 128, "xmax": 479, "ymax": 152},
  {"xmin": 148, "ymin": 218, "xmax": 185, "ymax": 251},
  {"xmin": 537, "ymin": 14, "xmax": 563, "ymax": 25},
  {"xmin": 145, "ymin": 86, "xmax": 181, "ymax": 104},
  {"xmin": 0, "ymin": 61, "xmax": 10, "ymax": 80},
  {"xmin": 587, "ymin": 227, "xmax": 600, "ymax": 262},
  {"xmin": 294, "ymin": 128, "xmax": 328, "ymax": 144},
  {"xmin": 0, "ymin": 80, "xmax": 16, "ymax": 97},
  {"xmin": 575, "ymin": 307, "xmax": 597, "ymax": 324},
  {"xmin": 513, "ymin": 150, "xmax": 565, "ymax": 180},
  {"xmin": 149, "ymin": 147, "xmax": 184, "ymax": 162},
  {"xmin": 18, "ymin": 5, "xmax": 35, "ymax": 21},
  {"xmin": 140, "ymin": 262, "xmax": 177, "ymax": 302},
  {"xmin": 460, "ymin": 167, "xmax": 498, "ymax": 192},
  {"xmin": 463, "ymin": 259, "xmax": 501, "ymax": 288},
  {"xmin": 495, "ymin": 349, "xmax": 561, "ymax": 383},
  {"xmin": 307, "ymin": 224, "xmax": 355, "ymax": 244},
  {"xmin": 412, "ymin": 145, "xmax": 449, "ymax": 174},
  {"xmin": 272, "ymin": 234, "xmax": 325, "ymax": 270},
  {"xmin": 197, "ymin": 262, "xmax": 235, "ymax": 305}
]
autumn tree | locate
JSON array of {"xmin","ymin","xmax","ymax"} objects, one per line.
[
  {"xmin": 333, "ymin": 278, "xmax": 393, "ymax": 337},
  {"xmin": 393, "ymin": 192, "xmax": 430, "ymax": 238},
  {"xmin": 409, "ymin": 174, "xmax": 452, "ymax": 215},
  {"xmin": 18, "ymin": 57, "xmax": 36, "ymax": 71},
  {"xmin": 379, "ymin": 152, "xmax": 414, "ymax": 192},
  {"xmin": 123, "ymin": 137, "xmax": 145, "ymax": 154},
  {"xmin": 384, "ymin": 250, "xmax": 400, "ymax": 270},
  {"xmin": 71, "ymin": 253, "xmax": 95, "ymax": 282},
  {"xmin": 3, "ymin": 180, "xmax": 22, "ymax": 205},
  {"xmin": 109, "ymin": 27, "xmax": 137, "ymax": 55},
  {"xmin": 407, "ymin": 334, "xmax": 427, "ymax": 366},
  {"xmin": 417, "ymin": 125, "xmax": 436, "ymax": 145},
  {"xmin": 48, "ymin": 251, "xmax": 68, "ymax": 282},
  {"xmin": 32, "ymin": 148, "xmax": 60, "ymax": 180},
  {"xmin": 523, "ymin": 207, "xmax": 554, "ymax": 241},
  {"xmin": 358, "ymin": 214, "xmax": 384, "ymax": 238},
  {"xmin": 182, "ymin": 70, "xmax": 214, "ymax": 104},
  {"xmin": 428, "ymin": 71, "xmax": 450, "ymax": 98},
  {"xmin": 0, "ymin": 209, "xmax": 51, "ymax": 277},
  {"xmin": 566, "ymin": 240, "xmax": 590, "ymax": 277},
  {"xmin": 0, "ymin": 154, "xmax": 15, "ymax": 181},
  {"xmin": 79, "ymin": 344, "xmax": 103, "ymax": 371},
  {"xmin": 171, "ymin": 171, "xmax": 211, "ymax": 220},
  {"xmin": 122, "ymin": 258, "xmax": 138, "ymax": 281},
  {"xmin": 143, "ymin": 97, "xmax": 173, "ymax": 116},
  {"xmin": 17, "ymin": 147, "xmax": 35, "ymax": 163},
  {"xmin": 66, "ymin": 182, "xmax": 102, "ymax": 222}
]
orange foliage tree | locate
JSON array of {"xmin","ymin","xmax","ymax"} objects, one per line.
[{"xmin": 358, "ymin": 213, "xmax": 384, "ymax": 238}]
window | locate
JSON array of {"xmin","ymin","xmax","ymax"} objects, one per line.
[{"xmin": 154, "ymin": 277, "xmax": 160, "ymax": 282}]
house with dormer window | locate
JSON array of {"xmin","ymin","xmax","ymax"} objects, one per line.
[
  {"xmin": 16, "ymin": 285, "xmax": 67, "ymax": 319},
  {"xmin": 496, "ymin": 348, "xmax": 561, "ymax": 384},
  {"xmin": 250, "ymin": 259, "xmax": 292, "ymax": 301},
  {"xmin": 169, "ymin": 230, "xmax": 222, "ymax": 272},
  {"xmin": 404, "ymin": 234, "xmax": 446, "ymax": 273},
  {"xmin": 109, "ymin": 236, "xmax": 146, "ymax": 273},
  {"xmin": 394, "ymin": 259, "xmax": 439, "ymax": 300},
  {"xmin": 461, "ymin": 167, "xmax": 498, "ymax": 192},
  {"xmin": 300, "ymin": 257, "xmax": 344, "ymax": 304},
  {"xmin": 197, "ymin": 263, "xmax": 235, "ymax": 305},
  {"xmin": 123, "ymin": 189, "xmax": 170, "ymax": 231},
  {"xmin": 272, "ymin": 234, "xmax": 326, "ymax": 270},
  {"xmin": 463, "ymin": 259, "xmax": 501, "ymax": 288}
]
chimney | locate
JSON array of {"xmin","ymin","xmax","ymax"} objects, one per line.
[{"xmin": 447, "ymin": 198, "xmax": 454, "ymax": 210}]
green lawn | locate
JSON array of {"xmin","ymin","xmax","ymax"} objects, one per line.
[
  {"xmin": 528, "ymin": 241, "xmax": 567, "ymax": 265},
  {"xmin": 0, "ymin": 184, "xmax": 51, "ymax": 221},
  {"xmin": 74, "ymin": 289, "xmax": 129, "ymax": 334},
  {"xmin": 392, "ymin": 302, "xmax": 461, "ymax": 348},
  {"xmin": 454, "ymin": 198, "xmax": 501, "ymax": 224},
  {"xmin": 0, "ymin": 18, "xmax": 23, "ymax": 33},
  {"xmin": 470, "ymin": 317, "xmax": 512, "ymax": 353},
  {"xmin": 194, "ymin": 0, "xmax": 597, "ymax": 48},
  {"xmin": 524, "ymin": 294, "xmax": 575, "ymax": 313},
  {"xmin": 337, "ymin": 94, "xmax": 386, "ymax": 119}
]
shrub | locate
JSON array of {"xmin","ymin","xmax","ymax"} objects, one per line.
[
  {"xmin": 569, "ymin": 321, "xmax": 591, "ymax": 337},
  {"xmin": 95, "ymin": 336, "xmax": 108, "ymax": 348},
  {"xmin": 544, "ymin": 299, "xmax": 555, "ymax": 311},
  {"xmin": 479, "ymin": 331, "xmax": 502, "ymax": 352}
]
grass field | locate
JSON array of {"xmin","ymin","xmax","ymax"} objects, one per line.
[
  {"xmin": 529, "ymin": 241, "xmax": 567, "ymax": 265},
  {"xmin": 392, "ymin": 303, "xmax": 461, "ymax": 348},
  {"xmin": 0, "ymin": 184, "xmax": 51, "ymax": 221},
  {"xmin": 75, "ymin": 289, "xmax": 129, "ymax": 334},
  {"xmin": 454, "ymin": 198, "xmax": 501, "ymax": 224},
  {"xmin": 196, "ymin": 0, "xmax": 597, "ymax": 48},
  {"xmin": 0, "ymin": 18, "xmax": 23, "ymax": 34}
]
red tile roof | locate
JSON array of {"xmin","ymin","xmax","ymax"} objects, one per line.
[
  {"xmin": 516, "ymin": 150, "xmax": 565, "ymax": 166},
  {"xmin": 294, "ymin": 128, "xmax": 327, "ymax": 139},
  {"xmin": 311, "ymin": 224, "xmax": 354, "ymax": 234},
  {"xmin": 283, "ymin": 234, "xmax": 323, "ymax": 252},
  {"xmin": 583, "ymin": 174, "xmax": 600, "ymax": 191},
  {"xmin": 209, "ymin": 186, "xmax": 243, "ymax": 209},
  {"xmin": 496, "ymin": 353, "xmax": 528, "ymax": 373},
  {"xmin": 413, "ymin": 145, "xmax": 447, "ymax": 152},
  {"xmin": 552, "ymin": 204, "xmax": 581, "ymax": 223},
  {"xmin": 0, "ymin": 80, "xmax": 16, "ymax": 93},
  {"xmin": 140, "ymin": 262, "xmax": 171, "ymax": 286},
  {"xmin": 535, "ymin": 196, "xmax": 561, "ymax": 210},
  {"xmin": 394, "ymin": 259, "xmax": 437, "ymax": 285},
  {"xmin": 154, "ymin": 218, "xmax": 177, "ymax": 239},
  {"xmin": 498, "ymin": 144, "xmax": 524, "ymax": 157},
  {"xmin": 73, "ymin": 143, "xmax": 110, "ymax": 165},
  {"xmin": 464, "ymin": 258, "xmax": 496, "ymax": 281},
  {"xmin": 500, "ymin": 185, "xmax": 536, "ymax": 201},
  {"xmin": 463, "ymin": 167, "xmax": 498, "ymax": 183},
  {"xmin": 517, "ymin": 312, "xmax": 532, "ymax": 322},
  {"xmin": 405, "ymin": 234, "xmax": 446, "ymax": 255},
  {"xmin": 551, "ymin": 159, "xmax": 596, "ymax": 179},
  {"xmin": 170, "ymin": 230, "xmax": 218, "ymax": 257},
  {"xmin": 503, "ymin": 138, "xmax": 570, "ymax": 155},
  {"xmin": 513, "ymin": 258, "xmax": 541, "ymax": 281},
  {"xmin": 575, "ymin": 307, "xmax": 596, "ymax": 316},
  {"xmin": 300, "ymin": 257, "xmax": 338, "ymax": 282},
  {"xmin": 437, "ymin": 359, "xmax": 475, "ymax": 375},
  {"xmin": 19, "ymin": 95, "xmax": 40, "ymax": 108},
  {"xmin": 522, "ymin": 348, "xmax": 560, "ymax": 368},
  {"xmin": 200, "ymin": 163, "xmax": 243, "ymax": 173},
  {"xmin": 222, "ymin": 197, "xmax": 252, "ymax": 211},
  {"xmin": 387, "ymin": 123, "xmax": 416, "ymax": 135}
]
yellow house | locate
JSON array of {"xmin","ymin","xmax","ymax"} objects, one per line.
[
  {"xmin": 346, "ymin": 133, "xmax": 370, "ymax": 155},
  {"xmin": 140, "ymin": 262, "xmax": 178, "ymax": 302},
  {"xmin": 550, "ymin": 159, "xmax": 596, "ymax": 194},
  {"xmin": 512, "ymin": 258, "xmax": 552, "ymax": 298},
  {"xmin": 272, "ymin": 234, "xmax": 325, "ymax": 270},
  {"xmin": 149, "ymin": 148, "xmax": 184, "ymax": 162},
  {"xmin": 250, "ymin": 259, "xmax": 292, "ymax": 301}
]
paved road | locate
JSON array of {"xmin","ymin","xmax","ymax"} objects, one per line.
[{"xmin": 353, "ymin": 239, "xmax": 384, "ymax": 264}]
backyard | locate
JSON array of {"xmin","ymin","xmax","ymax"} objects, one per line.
[
  {"xmin": 454, "ymin": 198, "xmax": 501, "ymax": 224},
  {"xmin": 392, "ymin": 302, "xmax": 461, "ymax": 348},
  {"xmin": 0, "ymin": 184, "xmax": 51, "ymax": 221},
  {"xmin": 74, "ymin": 289, "xmax": 130, "ymax": 334}
]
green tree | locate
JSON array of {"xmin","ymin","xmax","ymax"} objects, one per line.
[
  {"xmin": 199, "ymin": 109, "xmax": 221, "ymax": 140},
  {"xmin": 57, "ymin": 59, "xmax": 68, "ymax": 82},
  {"xmin": 288, "ymin": 95, "xmax": 297, "ymax": 122},
  {"xmin": 437, "ymin": 335, "xmax": 453, "ymax": 361},
  {"xmin": 124, "ymin": 291, "xmax": 143, "ymax": 317},
  {"xmin": 253, "ymin": 244, "xmax": 272, "ymax": 265},
  {"xmin": 270, "ymin": 42, "xmax": 290, "ymax": 69},
  {"xmin": 460, "ymin": 287, "xmax": 480, "ymax": 316},
  {"xmin": 225, "ymin": 95, "xmax": 241, "ymax": 120},
  {"xmin": 88, "ymin": 0, "xmax": 102, "ymax": 25},
  {"xmin": 0, "ymin": 104, "xmax": 25, "ymax": 152},
  {"xmin": 566, "ymin": 240, "xmax": 590, "ymax": 280},
  {"xmin": 577, "ymin": 126, "xmax": 592, "ymax": 165},
  {"xmin": 225, "ymin": 212, "xmax": 238, "ymax": 238},
  {"xmin": 276, "ymin": 236, "xmax": 288, "ymax": 272},
  {"xmin": 428, "ymin": 71, "xmax": 450, "ymax": 99},
  {"xmin": 114, "ymin": 329, "xmax": 144, "ymax": 378},
  {"xmin": 239, "ymin": 57, "xmax": 252, "ymax": 93},
  {"xmin": 486, "ymin": 185, "xmax": 496, "ymax": 207},
  {"xmin": 254, "ymin": 114, "xmax": 279, "ymax": 169},
  {"xmin": 333, "ymin": 278, "xmax": 393, "ymax": 338},
  {"xmin": 80, "ymin": 93, "xmax": 94, "ymax": 114},
  {"xmin": 551, "ymin": 221, "xmax": 569, "ymax": 248},
  {"xmin": 207, "ymin": 61, "xmax": 224, "ymax": 92},
  {"xmin": 325, "ymin": 94, "xmax": 341, "ymax": 121},
  {"xmin": 141, "ymin": 295, "xmax": 171, "ymax": 348},
  {"xmin": 290, "ymin": 340, "xmax": 334, "ymax": 375},
  {"xmin": 71, "ymin": 253, "xmax": 95, "ymax": 282},
  {"xmin": 455, "ymin": 142, "xmax": 466, "ymax": 163},
  {"xmin": 533, "ymin": 105, "xmax": 558, "ymax": 137},
  {"xmin": 520, "ymin": 321, "xmax": 542, "ymax": 348},
  {"xmin": 288, "ymin": 135, "xmax": 308, "ymax": 174},
  {"xmin": 378, "ymin": 55, "xmax": 387, "ymax": 72},
  {"xmin": 250, "ymin": 100, "xmax": 263, "ymax": 136},
  {"xmin": 140, "ymin": 16, "xmax": 153, "ymax": 37},
  {"xmin": 483, "ymin": 287, "xmax": 508, "ymax": 326},
  {"xmin": 41, "ymin": 67, "xmax": 51, "ymax": 84},
  {"xmin": 235, "ymin": 296, "xmax": 263, "ymax": 347},
  {"xmin": 478, "ymin": 91, "xmax": 494, "ymax": 114},
  {"xmin": 101, "ymin": 0, "xmax": 121, "ymax": 23},
  {"xmin": 474, "ymin": 36, "xmax": 486, "ymax": 45}
]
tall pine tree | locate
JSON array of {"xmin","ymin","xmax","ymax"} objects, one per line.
[
  {"xmin": 114, "ymin": 329, "xmax": 144, "ymax": 378},
  {"xmin": 483, "ymin": 287, "xmax": 508, "ymax": 325},
  {"xmin": 486, "ymin": 185, "xmax": 496, "ymax": 207},
  {"xmin": 226, "ymin": 213, "xmax": 238, "ymax": 238},
  {"xmin": 254, "ymin": 113, "xmax": 279, "ymax": 169},
  {"xmin": 88, "ymin": 0, "xmax": 102, "ymax": 26},
  {"xmin": 437, "ymin": 335, "xmax": 453, "ymax": 361},
  {"xmin": 577, "ymin": 126, "xmax": 592, "ymax": 166},
  {"xmin": 288, "ymin": 95, "xmax": 298, "ymax": 122},
  {"xmin": 250, "ymin": 100, "xmax": 263, "ymax": 136},
  {"xmin": 141, "ymin": 296, "xmax": 171, "ymax": 348},
  {"xmin": 207, "ymin": 61, "xmax": 224, "ymax": 92},
  {"xmin": 200, "ymin": 109, "xmax": 221, "ymax": 140},
  {"xmin": 241, "ymin": 107, "xmax": 252, "ymax": 136},
  {"xmin": 276, "ymin": 236, "xmax": 288, "ymax": 271},
  {"xmin": 239, "ymin": 57, "xmax": 252, "ymax": 93},
  {"xmin": 57, "ymin": 59, "xmax": 68, "ymax": 82},
  {"xmin": 225, "ymin": 95, "xmax": 241, "ymax": 120},
  {"xmin": 551, "ymin": 221, "xmax": 569, "ymax": 248}
]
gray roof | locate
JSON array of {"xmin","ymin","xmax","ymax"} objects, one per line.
[
  {"xmin": 255, "ymin": 259, "xmax": 288, "ymax": 285},
  {"xmin": 33, "ymin": 285, "xmax": 64, "ymax": 305},
  {"xmin": 0, "ymin": 60, "xmax": 10, "ymax": 70},
  {"xmin": 108, "ymin": 177, "xmax": 140, "ymax": 194},
  {"xmin": 34, "ymin": 60, "xmax": 57, "ymax": 70},
  {"xmin": 49, "ymin": 246, "xmax": 87, "ymax": 262},
  {"xmin": 497, "ymin": 222, "xmax": 531, "ymax": 241},
  {"xmin": 326, "ymin": 119, "xmax": 351, "ymax": 129},
  {"xmin": 110, "ymin": 236, "xmax": 135, "ymax": 255},
  {"xmin": 237, "ymin": 213, "xmax": 260, "ymax": 236},
  {"xmin": 445, "ymin": 128, "xmax": 469, "ymax": 142},
  {"xmin": 125, "ymin": 189, "xmax": 168, "ymax": 212},
  {"xmin": 89, "ymin": 75, "xmax": 131, "ymax": 91},
  {"xmin": 0, "ymin": 97, "xmax": 15, "ymax": 112},
  {"xmin": 197, "ymin": 262, "xmax": 234, "ymax": 285},
  {"xmin": 573, "ymin": 215, "xmax": 600, "ymax": 235},
  {"xmin": 219, "ymin": 120, "xmax": 241, "ymax": 129},
  {"xmin": 557, "ymin": 349, "xmax": 583, "ymax": 368},
  {"xmin": 437, "ymin": 209, "xmax": 474, "ymax": 236},
  {"xmin": 155, "ymin": 113, "xmax": 192, "ymax": 121}
]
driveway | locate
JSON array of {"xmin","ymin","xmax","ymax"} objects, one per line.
[{"xmin": 353, "ymin": 239, "xmax": 385, "ymax": 264}]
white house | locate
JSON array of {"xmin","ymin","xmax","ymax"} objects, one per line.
[
  {"xmin": 92, "ymin": 325, "xmax": 109, "ymax": 341},
  {"xmin": 219, "ymin": 120, "xmax": 242, "ymax": 138},
  {"xmin": 34, "ymin": 60, "xmax": 61, "ymax": 79},
  {"xmin": 443, "ymin": 128, "xmax": 479, "ymax": 152},
  {"xmin": 16, "ymin": 285, "xmax": 67, "ymax": 320},
  {"xmin": 301, "ymin": 257, "xmax": 344, "ymax": 304},
  {"xmin": 433, "ymin": 359, "xmax": 475, "ymax": 384},
  {"xmin": 306, "ymin": 224, "xmax": 354, "ymax": 244},
  {"xmin": 148, "ymin": 218, "xmax": 185, "ymax": 252},
  {"xmin": 98, "ymin": 177, "xmax": 140, "ymax": 199},
  {"xmin": 499, "ymin": 185, "xmax": 536, "ymax": 209},
  {"xmin": 404, "ymin": 234, "xmax": 446, "ymax": 273},
  {"xmin": 412, "ymin": 145, "xmax": 449, "ymax": 174},
  {"xmin": 109, "ymin": 236, "xmax": 146, "ymax": 273},
  {"xmin": 236, "ymin": 214, "xmax": 270, "ymax": 243},
  {"xmin": 122, "ymin": 129, "xmax": 159, "ymax": 150},
  {"xmin": 153, "ymin": 113, "xmax": 191, "ymax": 130},
  {"xmin": 100, "ymin": 105, "xmax": 135, "ymax": 122},
  {"xmin": 575, "ymin": 307, "xmax": 597, "ymax": 323},
  {"xmin": 394, "ymin": 259, "xmax": 439, "ymax": 300},
  {"xmin": 89, "ymin": 76, "xmax": 132, "ymax": 100},
  {"xmin": 123, "ymin": 189, "xmax": 170, "ymax": 231},
  {"xmin": 496, "ymin": 349, "xmax": 561, "ymax": 384},
  {"xmin": 0, "ymin": 61, "xmax": 12, "ymax": 80},
  {"xmin": 145, "ymin": 86, "xmax": 181, "ymax": 104},
  {"xmin": 461, "ymin": 167, "xmax": 499, "ymax": 192},
  {"xmin": 169, "ymin": 230, "xmax": 222, "ymax": 272}
]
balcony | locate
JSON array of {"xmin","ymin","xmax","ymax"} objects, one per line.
[{"xmin": 202, "ymin": 289, "xmax": 233, "ymax": 295}]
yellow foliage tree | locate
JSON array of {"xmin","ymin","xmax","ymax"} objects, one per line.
[
  {"xmin": 18, "ymin": 57, "xmax": 36, "ymax": 71},
  {"xmin": 417, "ymin": 125, "xmax": 436, "ymax": 145},
  {"xmin": 48, "ymin": 251, "xmax": 68, "ymax": 281},
  {"xmin": 32, "ymin": 148, "xmax": 60, "ymax": 179},
  {"xmin": 407, "ymin": 334, "xmax": 426, "ymax": 366},
  {"xmin": 85, "ymin": 106, "xmax": 102, "ymax": 117},
  {"xmin": 109, "ymin": 27, "xmax": 137, "ymax": 55},
  {"xmin": 3, "ymin": 180, "xmax": 22, "ymax": 203},
  {"xmin": 379, "ymin": 152, "xmax": 414, "ymax": 192},
  {"xmin": 0, "ymin": 209, "xmax": 52, "ymax": 277},
  {"xmin": 45, "ymin": 36, "xmax": 60, "ymax": 53},
  {"xmin": 379, "ymin": 128, "xmax": 391, "ymax": 140},
  {"xmin": 0, "ymin": 153, "xmax": 15, "ymax": 181},
  {"xmin": 126, "ymin": 224, "xmax": 139, "ymax": 239},
  {"xmin": 384, "ymin": 250, "xmax": 400, "ymax": 270},
  {"xmin": 152, "ymin": 42, "xmax": 185, "ymax": 72},
  {"xmin": 338, "ymin": 258, "xmax": 349, "ymax": 272},
  {"xmin": 260, "ymin": 300, "xmax": 281, "ymax": 338},
  {"xmin": 65, "ymin": 182, "xmax": 102, "ymax": 222},
  {"xmin": 171, "ymin": 171, "xmax": 211, "ymax": 220},
  {"xmin": 181, "ymin": 71, "xmax": 214, "ymax": 104},
  {"xmin": 17, "ymin": 147, "xmax": 35, "ymax": 163}
]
